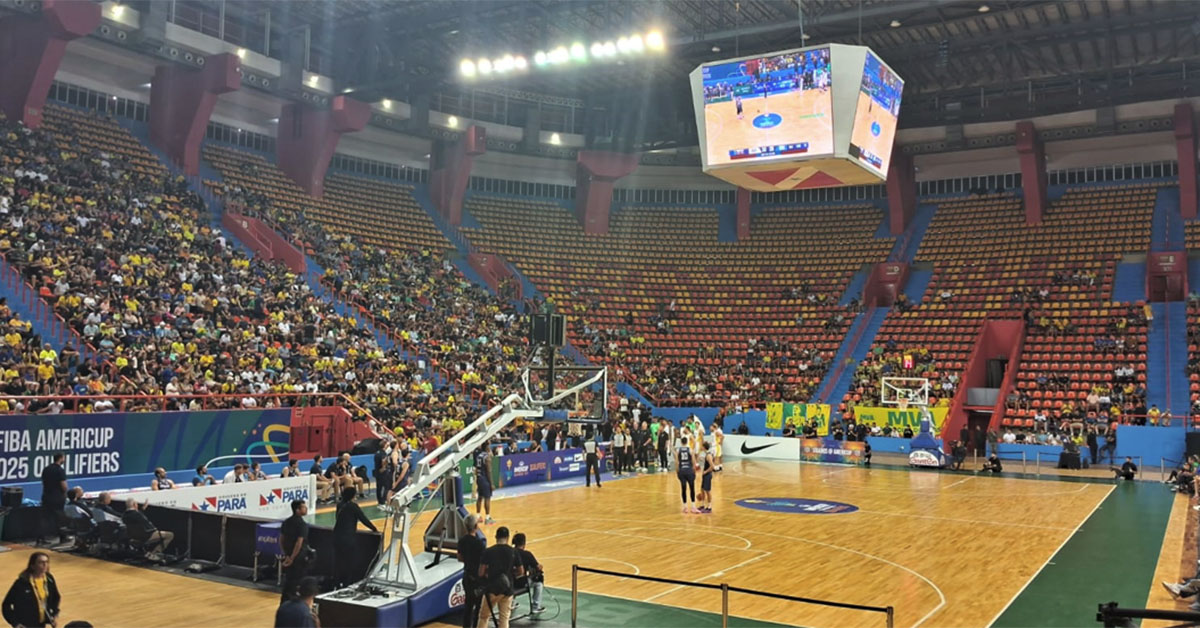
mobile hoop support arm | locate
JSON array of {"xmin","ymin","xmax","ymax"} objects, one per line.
[{"xmin": 363, "ymin": 367, "xmax": 606, "ymax": 594}]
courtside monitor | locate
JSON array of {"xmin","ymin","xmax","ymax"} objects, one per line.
[{"xmin": 691, "ymin": 45, "xmax": 904, "ymax": 192}]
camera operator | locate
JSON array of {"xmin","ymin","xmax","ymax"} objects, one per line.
[
  {"xmin": 456, "ymin": 514, "xmax": 485, "ymax": 628},
  {"xmin": 512, "ymin": 533, "xmax": 545, "ymax": 615},
  {"xmin": 476, "ymin": 526, "xmax": 523, "ymax": 628}
]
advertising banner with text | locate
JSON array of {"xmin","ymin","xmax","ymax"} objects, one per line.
[
  {"xmin": 0, "ymin": 409, "xmax": 292, "ymax": 484},
  {"xmin": 852, "ymin": 406, "xmax": 948, "ymax": 435},
  {"xmin": 135, "ymin": 474, "xmax": 316, "ymax": 519}
]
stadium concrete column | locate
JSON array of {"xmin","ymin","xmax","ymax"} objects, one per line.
[
  {"xmin": 885, "ymin": 147, "xmax": 915, "ymax": 235},
  {"xmin": 1175, "ymin": 104, "xmax": 1197, "ymax": 220},
  {"xmin": 149, "ymin": 53, "xmax": 241, "ymax": 176},
  {"xmin": 275, "ymin": 96, "xmax": 370, "ymax": 197},
  {"xmin": 736, "ymin": 188, "xmax": 751, "ymax": 240},
  {"xmin": 1016, "ymin": 121, "xmax": 1048, "ymax": 224},
  {"xmin": 429, "ymin": 125, "xmax": 486, "ymax": 226},
  {"xmin": 575, "ymin": 151, "xmax": 638, "ymax": 234},
  {"xmin": 0, "ymin": 0, "xmax": 101, "ymax": 128}
]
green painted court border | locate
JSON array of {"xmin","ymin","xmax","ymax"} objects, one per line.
[
  {"xmin": 533, "ymin": 586, "xmax": 800, "ymax": 628},
  {"xmin": 991, "ymin": 481, "xmax": 1176, "ymax": 627}
]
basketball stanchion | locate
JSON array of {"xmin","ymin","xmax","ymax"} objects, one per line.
[{"xmin": 570, "ymin": 564, "xmax": 895, "ymax": 627}]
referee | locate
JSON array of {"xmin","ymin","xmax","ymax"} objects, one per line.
[{"xmin": 584, "ymin": 431, "xmax": 602, "ymax": 488}]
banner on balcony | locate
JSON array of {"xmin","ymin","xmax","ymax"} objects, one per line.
[
  {"xmin": 0, "ymin": 409, "xmax": 291, "ymax": 483},
  {"xmin": 765, "ymin": 403, "xmax": 832, "ymax": 436},
  {"xmin": 852, "ymin": 406, "xmax": 949, "ymax": 435}
]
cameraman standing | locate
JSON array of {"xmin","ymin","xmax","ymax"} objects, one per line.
[
  {"xmin": 512, "ymin": 533, "xmax": 545, "ymax": 615},
  {"xmin": 476, "ymin": 527, "xmax": 523, "ymax": 628}
]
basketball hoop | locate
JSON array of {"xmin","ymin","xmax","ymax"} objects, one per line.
[{"xmin": 897, "ymin": 397, "xmax": 909, "ymax": 411}]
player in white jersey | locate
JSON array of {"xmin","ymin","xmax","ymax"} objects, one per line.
[{"xmin": 711, "ymin": 419, "xmax": 724, "ymax": 472}]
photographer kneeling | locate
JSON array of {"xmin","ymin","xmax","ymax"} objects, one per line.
[{"xmin": 512, "ymin": 533, "xmax": 545, "ymax": 615}]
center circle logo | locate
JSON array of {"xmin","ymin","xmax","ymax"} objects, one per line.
[
  {"xmin": 735, "ymin": 497, "xmax": 859, "ymax": 515},
  {"xmin": 753, "ymin": 113, "xmax": 783, "ymax": 129},
  {"xmin": 871, "ymin": 121, "xmax": 882, "ymax": 137}
]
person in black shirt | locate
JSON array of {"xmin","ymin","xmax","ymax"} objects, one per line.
[
  {"xmin": 274, "ymin": 576, "xmax": 319, "ymax": 628},
  {"xmin": 122, "ymin": 498, "xmax": 174, "ymax": 560},
  {"xmin": 456, "ymin": 514, "xmax": 485, "ymax": 628},
  {"xmin": 39, "ymin": 452, "xmax": 67, "ymax": 545},
  {"xmin": 309, "ymin": 456, "xmax": 332, "ymax": 503},
  {"xmin": 1111, "ymin": 456, "xmax": 1138, "ymax": 481},
  {"xmin": 280, "ymin": 499, "xmax": 311, "ymax": 601},
  {"xmin": 512, "ymin": 533, "xmax": 545, "ymax": 614},
  {"xmin": 477, "ymin": 526, "xmax": 522, "ymax": 628},
  {"xmin": 980, "ymin": 454, "xmax": 1003, "ymax": 474},
  {"xmin": 374, "ymin": 442, "xmax": 391, "ymax": 507},
  {"xmin": 333, "ymin": 487, "xmax": 378, "ymax": 587}
]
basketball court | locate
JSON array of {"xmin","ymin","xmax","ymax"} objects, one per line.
[
  {"xmin": 847, "ymin": 91, "xmax": 897, "ymax": 173},
  {"xmin": 2, "ymin": 460, "xmax": 1178, "ymax": 627},
  {"xmin": 704, "ymin": 89, "xmax": 834, "ymax": 165}
]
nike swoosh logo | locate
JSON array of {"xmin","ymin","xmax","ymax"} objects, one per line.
[{"xmin": 740, "ymin": 443, "xmax": 776, "ymax": 455}]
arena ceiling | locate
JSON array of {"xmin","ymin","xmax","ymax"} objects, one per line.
[{"xmin": 208, "ymin": 0, "xmax": 1200, "ymax": 147}]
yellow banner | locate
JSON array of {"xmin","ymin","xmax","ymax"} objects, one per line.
[
  {"xmin": 852, "ymin": 406, "xmax": 948, "ymax": 434},
  {"xmin": 766, "ymin": 403, "xmax": 832, "ymax": 436}
]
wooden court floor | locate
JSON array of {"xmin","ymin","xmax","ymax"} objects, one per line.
[
  {"xmin": 847, "ymin": 91, "xmax": 897, "ymax": 168},
  {"xmin": 0, "ymin": 460, "xmax": 1150, "ymax": 627},
  {"xmin": 704, "ymin": 90, "xmax": 834, "ymax": 165}
]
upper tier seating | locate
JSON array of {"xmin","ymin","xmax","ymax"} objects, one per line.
[
  {"xmin": 203, "ymin": 145, "xmax": 530, "ymax": 415},
  {"xmin": 203, "ymin": 145, "xmax": 450, "ymax": 255},
  {"xmin": 461, "ymin": 196, "xmax": 894, "ymax": 406},
  {"xmin": 841, "ymin": 183, "xmax": 1161, "ymax": 430}
]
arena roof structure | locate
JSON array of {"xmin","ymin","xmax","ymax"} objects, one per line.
[{"xmin": 171, "ymin": 0, "xmax": 1200, "ymax": 149}]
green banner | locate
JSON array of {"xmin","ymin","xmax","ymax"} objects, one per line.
[
  {"xmin": 852, "ymin": 406, "xmax": 948, "ymax": 435},
  {"xmin": 766, "ymin": 403, "xmax": 832, "ymax": 436}
]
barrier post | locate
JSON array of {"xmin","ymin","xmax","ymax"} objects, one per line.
[
  {"xmin": 571, "ymin": 565, "xmax": 578, "ymax": 628},
  {"xmin": 721, "ymin": 582, "xmax": 729, "ymax": 628},
  {"xmin": 886, "ymin": 606, "xmax": 895, "ymax": 628},
  {"xmin": 1161, "ymin": 458, "xmax": 1166, "ymax": 483}
]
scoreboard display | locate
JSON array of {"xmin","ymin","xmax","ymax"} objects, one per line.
[{"xmin": 690, "ymin": 45, "xmax": 904, "ymax": 192}]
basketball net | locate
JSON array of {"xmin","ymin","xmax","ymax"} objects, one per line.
[{"xmin": 897, "ymin": 397, "xmax": 909, "ymax": 411}]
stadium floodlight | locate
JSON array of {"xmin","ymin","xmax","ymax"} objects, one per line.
[
  {"xmin": 629, "ymin": 34, "xmax": 644, "ymax": 52},
  {"xmin": 602, "ymin": 41, "xmax": 617, "ymax": 56},
  {"xmin": 617, "ymin": 37, "xmax": 630, "ymax": 53},
  {"xmin": 110, "ymin": 3, "xmax": 125, "ymax": 17},
  {"xmin": 447, "ymin": 116, "xmax": 459, "ymax": 128},
  {"xmin": 236, "ymin": 48, "xmax": 247, "ymax": 59},
  {"xmin": 497, "ymin": 55, "xmax": 515, "ymax": 72},
  {"xmin": 534, "ymin": 51, "xmax": 548, "ymax": 66},
  {"xmin": 514, "ymin": 56, "xmax": 528, "ymax": 70},
  {"xmin": 570, "ymin": 42, "xmax": 587, "ymax": 61},
  {"xmin": 551, "ymin": 46, "xmax": 569, "ymax": 63},
  {"xmin": 590, "ymin": 42, "xmax": 604, "ymax": 58},
  {"xmin": 477, "ymin": 58, "xmax": 492, "ymax": 74},
  {"xmin": 381, "ymin": 99, "xmax": 392, "ymax": 110},
  {"xmin": 460, "ymin": 59, "xmax": 476, "ymax": 77},
  {"xmin": 549, "ymin": 132, "xmax": 562, "ymax": 145},
  {"xmin": 646, "ymin": 30, "xmax": 664, "ymax": 51}
]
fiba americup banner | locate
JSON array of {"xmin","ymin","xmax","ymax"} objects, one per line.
[
  {"xmin": 0, "ymin": 409, "xmax": 291, "ymax": 483},
  {"xmin": 800, "ymin": 438, "xmax": 867, "ymax": 464},
  {"xmin": 765, "ymin": 403, "xmax": 832, "ymax": 435},
  {"xmin": 495, "ymin": 447, "xmax": 607, "ymax": 487},
  {"xmin": 137, "ymin": 474, "xmax": 316, "ymax": 518},
  {"xmin": 852, "ymin": 406, "xmax": 948, "ymax": 434}
]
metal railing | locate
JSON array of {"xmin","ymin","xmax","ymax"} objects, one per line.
[
  {"xmin": 0, "ymin": 391, "xmax": 378, "ymax": 422},
  {"xmin": 571, "ymin": 565, "xmax": 894, "ymax": 628},
  {"xmin": 1097, "ymin": 602, "xmax": 1200, "ymax": 627}
]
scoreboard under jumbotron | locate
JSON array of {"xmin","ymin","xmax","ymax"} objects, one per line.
[{"xmin": 690, "ymin": 44, "xmax": 904, "ymax": 191}]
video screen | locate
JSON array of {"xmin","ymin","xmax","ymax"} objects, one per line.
[
  {"xmin": 700, "ymin": 48, "xmax": 833, "ymax": 167},
  {"xmin": 848, "ymin": 52, "xmax": 903, "ymax": 175}
]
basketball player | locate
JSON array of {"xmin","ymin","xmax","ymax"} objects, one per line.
[
  {"xmin": 711, "ymin": 418, "xmax": 724, "ymax": 472},
  {"xmin": 735, "ymin": 94, "xmax": 744, "ymax": 120},
  {"xmin": 474, "ymin": 444, "xmax": 495, "ymax": 524},
  {"xmin": 384, "ymin": 440, "xmax": 411, "ymax": 513},
  {"xmin": 698, "ymin": 441, "xmax": 715, "ymax": 513},
  {"xmin": 676, "ymin": 435, "xmax": 698, "ymax": 514}
]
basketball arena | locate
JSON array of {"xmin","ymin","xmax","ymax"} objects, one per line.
[{"xmin": 0, "ymin": 1, "xmax": 1198, "ymax": 627}]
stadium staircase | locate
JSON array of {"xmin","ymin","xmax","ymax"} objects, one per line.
[
  {"xmin": 1112, "ymin": 260, "xmax": 1147, "ymax": 303},
  {"xmin": 0, "ymin": 255, "xmax": 78, "ymax": 356},
  {"xmin": 838, "ymin": 269, "xmax": 870, "ymax": 306},
  {"xmin": 887, "ymin": 203, "xmax": 937, "ymax": 263},
  {"xmin": 1146, "ymin": 302, "xmax": 1190, "ymax": 416},
  {"xmin": 1151, "ymin": 185, "xmax": 1185, "ymax": 251},
  {"xmin": 814, "ymin": 307, "xmax": 889, "ymax": 418}
]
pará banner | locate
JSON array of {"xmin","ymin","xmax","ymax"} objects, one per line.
[
  {"xmin": 0, "ymin": 409, "xmax": 291, "ymax": 483},
  {"xmin": 766, "ymin": 403, "xmax": 832, "ymax": 435},
  {"xmin": 852, "ymin": 406, "xmax": 948, "ymax": 435}
]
